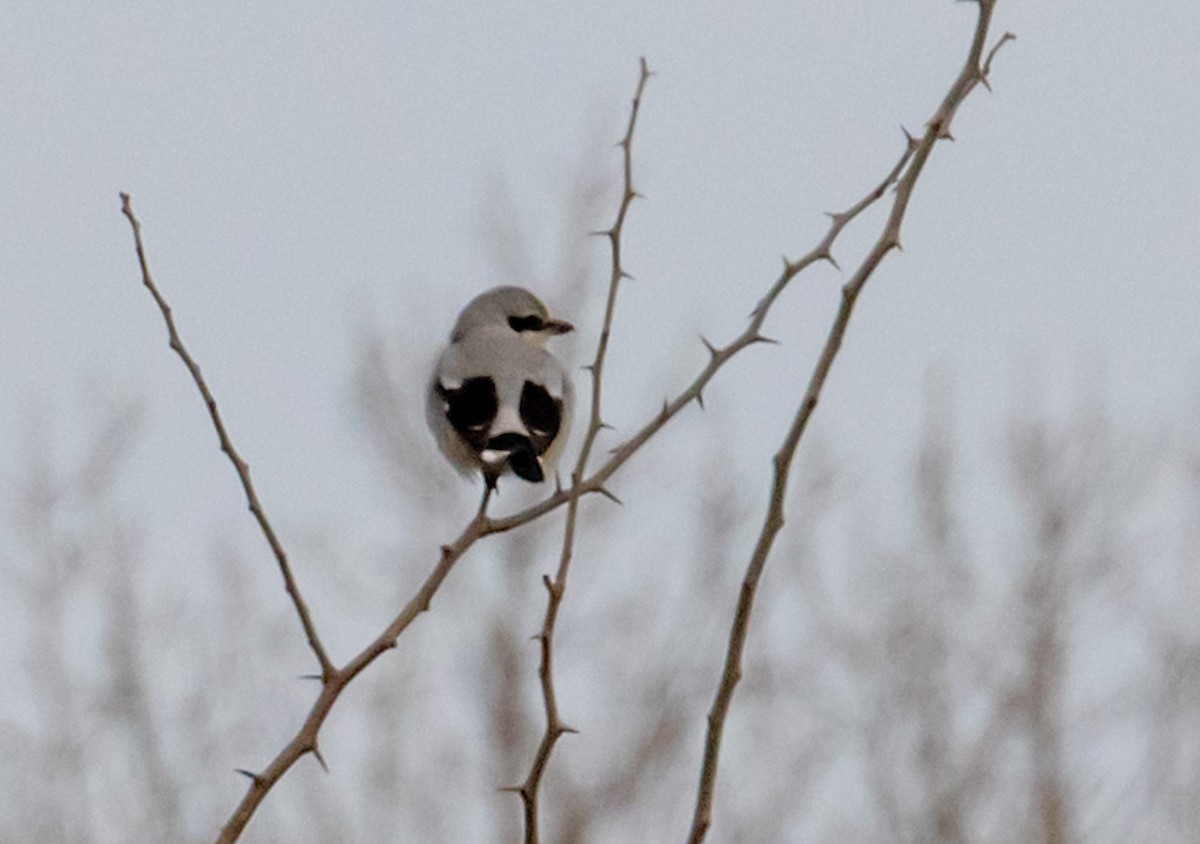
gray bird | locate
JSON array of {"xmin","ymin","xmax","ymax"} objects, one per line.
[{"xmin": 427, "ymin": 286, "xmax": 574, "ymax": 508}]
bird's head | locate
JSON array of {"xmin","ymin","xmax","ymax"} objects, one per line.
[{"xmin": 451, "ymin": 285, "xmax": 574, "ymax": 347}]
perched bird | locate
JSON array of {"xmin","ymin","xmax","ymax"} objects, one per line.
[{"xmin": 427, "ymin": 286, "xmax": 574, "ymax": 507}]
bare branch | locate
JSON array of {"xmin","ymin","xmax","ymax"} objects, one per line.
[
  {"xmin": 516, "ymin": 56, "xmax": 652, "ymax": 844},
  {"xmin": 156, "ymin": 44, "xmax": 910, "ymax": 835},
  {"xmin": 122, "ymin": 11, "xmax": 1010, "ymax": 834},
  {"xmin": 685, "ymin": 3, "xmax": 1011, "ymax": 841},
  {"xmin": 119, "ymin": 194, "xmax": 335, "ymax": 683}
]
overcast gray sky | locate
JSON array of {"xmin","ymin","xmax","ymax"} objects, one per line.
[
  {"xmin": 2, "ymin": 0, "xmax": 1197, "ymax": 634},
  {"xmin": 2, "ymin": 3, "xmax": 1190, "ymax": 525},
  {"xmin": 4, "ymin": 2, "xmax": 1197, "ymax": 529}
]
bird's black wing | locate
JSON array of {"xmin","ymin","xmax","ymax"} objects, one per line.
[
  {"xmin": 519, "ymin": 380, "xmax": 563, "ymax": 457},
  {"xmin": 436, "ymin": 376, "xmax": 498, "ymax": 454}
]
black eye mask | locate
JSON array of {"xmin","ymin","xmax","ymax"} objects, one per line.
[{"xmin": 508, "ymin": 315, "xmax": 545, "ymax": 333}]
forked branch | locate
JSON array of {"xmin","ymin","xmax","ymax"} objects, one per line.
[
  {"xmin": 123, "ymin": 9, "xmax": 1011, "ymax": 835},
  {"xmin": 684, "ymin": 3, "xmax": 1014, "ymax": 841}
]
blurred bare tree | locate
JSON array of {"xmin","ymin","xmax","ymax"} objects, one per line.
[{"xmin": 6, "ymin": 360, "xmax": 1200, "ymax": 843}]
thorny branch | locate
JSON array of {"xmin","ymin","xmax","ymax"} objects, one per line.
[
  {"xmin": 510, "ymin": 56, "xmax": 651, "ymax": 844},
  {"xmin": 119, "ymin": 194, "xmax": 335, "ymax": 683},
  {"xmin": 121, "ymin": 6, "xmax": 1012, "ymax": 836},
  {"xmin": 684, "ymin": 3, "xmax": 1014, "ymax": 842}
]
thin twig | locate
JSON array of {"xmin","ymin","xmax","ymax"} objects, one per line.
[
  {"xmin": 119, "ymin": 194, "xmax": 335, "ymax": 683},
  {"xmin": 513, "ymin": 57, "xmax": 651, "ymax": 844},
  {"xmin": 123, "ymin": 74, "xmax": 897, "ymax": 835},
  {"xmin": 684, "ymin": 3, "xmax": 1014, "ymax": 842},
  {"xmin": 212, "ymin": 510, "xmax": 489, "ymax": 843},
  {"xmin": 123, "ymin": 18, "xmax": 1004, "ymax": 836},
  {"xmin": 192, "ymin": 47, "xmax": 902, "ymax": 834}
]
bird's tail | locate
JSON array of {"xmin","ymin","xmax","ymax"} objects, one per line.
[{"xmin": 484, "ymin": 432, "xmax": 544, "ymax": 483}]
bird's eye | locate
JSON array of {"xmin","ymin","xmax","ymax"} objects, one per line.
[{"xmin": 508, "ymin": 315, "xmax": 545, "ymax": 332}]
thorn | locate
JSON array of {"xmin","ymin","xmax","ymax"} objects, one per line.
[
  {"xmin": 752, "ymin": 334, "xmax": 780, "ymax": 346},
  {"xmin": 695, "ymin": 391, "xmax": 705, "ymax": 411},
  {"xmin": 597, "ymin": 485, "xmax": 624, "ymax": 506},
  {"xmin": 661, "ymin": 398, "xmax": 670, "ymax": 416},
  {"xmin": 700, "ymin": 335, "xmax": 720, "ymax": 359},
  {"xmin": 440, "ymin": 544, "xmax": 453, "ymax": 559},
  {"xmin": 980, "ymin": 74, "xmax": 993, "ymax": 93},
  {"xmin": 542, "ymin": 574, "xmax": 555, "ymax": 594},
  {"xmin": 587, "ymin": 228, "xmax": 613, "ymax": 238},
  {"xmin": 581, "ymin": 363, "xmax": 596, "ymax": 374},
  {"xmin": 498, "ymin": 784, "xmax": 524, "ymax": 794},
  {"xmin": 236, "ymin": 769, "xmax": 264, "ymax": 786},
  {"xmin": 821, "ymin": 250, "xmax": 841, "ymax": 271},
  {"xmin": 298, "ymin": 673, "xmax": 323, "ymax": 682},
  {"xmin": 901, "ymin": 126, "xmax": 919, "ymax": 151},
  {"xmin": 597, "ymin": 421, "xmax": 615, "ymax": 432},
  {"xmin": 559, "ymin": 723, "xmax": 581, "ymax": 736},
  {"xmin": 554, "ymin": 472, "xmax": 564, "ymax": 494},
  {"xmin": 619, "ymin": 270, "xmax": 635, "ymax": 281},
  {"xmin": 629, "ymin": 189, "xmax": 644, "ymax": 201},
  {"xmin": 311, "ymin": 745, "xmax": 329, "ymax": 773}
]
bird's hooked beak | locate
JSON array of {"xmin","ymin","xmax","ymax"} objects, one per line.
[{"xmin": 544, "ymin": 318, "xmax": 574, "ymax": 335}]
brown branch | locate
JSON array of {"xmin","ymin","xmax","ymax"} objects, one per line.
[
  {"xmin": 190, "ymin": 47, "xmax": 904, "ymax": 835},
  {"xmin": 211, "ymin": 511, "xmax": 489, "ymax": 843},
  {"xmin": 513, "ymin": 56, "xmax": 651, "ymax": 844},
  {"xmin": 684, "ymin": 3, "xmax": 1013, "ymax": 842},
  {"xmin": 122, "ymin": 18, "xmax": 1007, "ymax": 835},
  {"xmin": 119, "ymin": 194, "xmax": 334, "ymax": 682}
]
